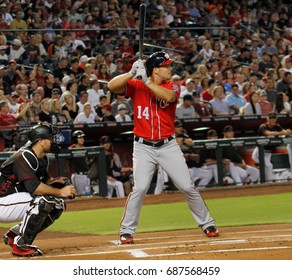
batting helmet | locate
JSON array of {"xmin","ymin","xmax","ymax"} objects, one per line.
[
  {"xmin": 145, "ymin": 52, "xmax": 174, "ymax": 76},
  {"xmin": 71, "ymin": 130, "xmax": 86, "ymax": 144},
  {"xmin": 100, "ymin": 135, "xmax": 112, "ymax": 145}
]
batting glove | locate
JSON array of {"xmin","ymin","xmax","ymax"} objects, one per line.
[
  {"xmin": 136, "ymin": 68, "xmax": 150, "ymax": 84},
  {"xmin": 128, "ymin": 59, "xmax": 145, "ymax": 77}
]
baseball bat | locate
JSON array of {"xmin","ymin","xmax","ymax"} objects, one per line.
[{"xmin": 136, "ymin": 3, "xmax": 146, "ymax": 80}]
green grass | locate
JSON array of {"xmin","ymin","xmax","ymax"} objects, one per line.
[{"xmin": 1, "ymin": 193, "xmax": 292, "ymax": 235}]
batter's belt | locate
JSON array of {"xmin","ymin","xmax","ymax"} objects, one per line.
[{"xmin": 134, "ymin": 135, "xmax": 174, "ymax": 147}]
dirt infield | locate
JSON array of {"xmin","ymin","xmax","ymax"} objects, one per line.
[{"xmin": 1, "ymin": 183, "xmax": 292, "ymax": 260}]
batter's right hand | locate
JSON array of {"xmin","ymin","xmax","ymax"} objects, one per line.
[{"xmin": 128, "ymin": 59, "xmax": 144, "ymax": 77}]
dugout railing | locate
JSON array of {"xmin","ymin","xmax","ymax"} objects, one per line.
[
  {"xmin": 192, "ymin": 136, "xmax": 292, "ymax": 185},
  {"xmin": 0, "ymin": 146, "xmax": 109, "ymax": 197}
]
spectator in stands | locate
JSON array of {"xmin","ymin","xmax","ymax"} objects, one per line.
[
  {"xmin": 199, "ymin": 40, "xmax": 214, "ymax": 62},
  {"xmin": 87, "ymin": 79, "xmax": 105, "ymax": 107},
  {"xmin": 100, "ymin": 135, "xmax": 132, "ymax": 197},
  {"xmin": 261, "ymin": 35, "xmax": 278, "ymax": 56},
  {"xmin": 258, "ymin": 52, "xmax": 274, "ymax": 75},
  {"xmin": 111, "ymin": 58, "xmax": 125, "ymax": 78},
  {"xmin": 201, "ymin": 78, "xmax": 216, "ymax": 101},
  {"xmin": 9, "ymin": 10, "xmax": 27, "ymax": 31},
  {"xmin": 23, "ymin": 35, "xmax": 42, "ymax": 64},
  {"xmin": 84, "ymin": 63, "xmax": 98, "ymax": 82},
  {"xmin": 62, "ymin": 92, "xmax": 79, "ymax": 123},
  {"xmin": 3, "ymin": 60, "xmax": 18, "ymax": 91},
  {"xmin": 14, "ymin": 64, "xmax": 28, "ymax": 85},
  {"xmin": 76, "ymin": 90, "xmax": 91, "ymax": 112},
  {"xmin": 179, "ymin": 78, "xmax": 196, "ymax": 103},
  {"xmin": 225, "ymin": 84, "xmax": 246, "ymax": 115},
  {"xmin": 38, "ymin": 98, "xmax": 53, "ymax": 124},
  {"xmin": 50, "ymin": 98, "xmax": 67, "ymax": 124},
  {"xmin": 0, "ymin": 45, "xmax": 8, "ymax": 64},
  {"xmin": 210, "ymin": 85, "xmax": 230, "ymax": 116},
  {"xmin": 15, "ymin": 102, "xmax": 34, "ymax": 125},
  {"xmin": 28, "ymin": 64, "xmax": 45, "ymax": 87},
  {"xmin": 241, "ymin": 91, "xmax": 262, "ymax": 116},
  {"xmin": 115, "ymin": 103, "xmax": 131, "ymax": 122},
  {"xmin": 119, "ymin": 37, "xmax": 134, "ymax": 57},
  {"xmin": 192, "ymin": 92, "xmax": 211, "ymax": 117},
  {"xmin": 100, "ymin": 103, "xmax": 115, "ymax": 122},
  {"xmin": 67, "ymin": 57, "xmax": 81, "ymax": 80},
  {"xmin": 274, "ymin": 92, "xmax": 291, "ymax": 114},
  {"xmin": 95, "ymin": 95, "xmax": 108, "ymax": 121},
  {"xmin": 77, "ymin": 73, "xmax": 90, "ymax": 95},
  {"xmin": 7, "ymin": 92, "xmax": 20, "ymax": 116},
  {"xmin": 263, "ymin": 77, "xmax": 278, "ymax": 104},
  {"xmin": 15, "ymin": 83, "xmax": 29, "ymax": 104},
  {"xmin": 44, "ymin": 73, "xmax": 61, "ymax": 99},
  {"xmin": 252, "ymin": 112, "xmax": 292, "ymax": 182},
  {"xmin": 259, "ymin": 91, "xmax": 273, "ymax": 116},
  {"xmin": 104, "ymin": 51, "xmax": 116, "ymax": 75},
  {"xmin": 121, "ymin": 52, "xmax": 134, "ymax": 73},
  {"xmin": 53, "ymin": 57, "xmax": 69, "ymax": 86},
  {"xmin": 60, "ymin": 80, "xmax": 78, "ymax": 103},
  {"xmin": 243, "ymin": 82, "xmax": 258, "ymax": 103},
  {"xmin": 99, "ymin": 34, "xmax": 115, "ymax": 54},
  {"xmin": 222, "ymin": 125, "xmax": 259, "ymax": 184},
  {"xmin": 276, "ymin": 71, "xmax": 292, "ymax": 94},
  {"xmin": 176, "ymin": 94, "xmax": 198, "ymax": 119},
  {"xmin": 73, "ymin": 102, "xmax": 97, "ymax": 124},
  {"xmin": 60, "ymin": 75, "xmax": 72, "ymax": 93},
  {"xmin": 96, "ymin": 63, "xmax": 111, "ymax": 85},
  {"xmin": 29, "ymin": 91, "xmax": 42, "ymax": 122},
  {"xmin": 0, "ymin": 99, "xmax": 18, "ymax": 126},
  {"xmin": 111, "ymin": 94, "xmax": 133, "ymax": 117}
]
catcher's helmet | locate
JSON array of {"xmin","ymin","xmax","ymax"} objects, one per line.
[
  {"xmin": 28, "ymin": 124, "xmax": 64, "ymax": 145},
  {"xmin": 72, "ymin": 130, "xmax": 86, "ymax": 143},
  {"xmin": 145, "ymin": 52, "xmax": 174, "ymax": 76}
]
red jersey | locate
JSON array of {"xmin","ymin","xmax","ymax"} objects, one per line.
[
  {"xmin": 201, "ymin": 90, "xmax": 213, "ymax": 101},
  {"xmin": 126, "ymin": 80, "xmax": 180, "ymax": 141},
  {"xmin": 0, "ymin": 114, "xmax": 18, "ymax": 126}
]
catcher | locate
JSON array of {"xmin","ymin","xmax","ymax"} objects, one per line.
[{"xmin": 0, "ymin": 124, "xmax": 76, "ymax": 257}]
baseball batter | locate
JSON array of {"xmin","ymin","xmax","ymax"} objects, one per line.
[
  {"xmin": 108, "ymin": 52, "xmax": 219, "ymax": 244},
  {"xmin": 0, "ymin": 124, "xmax": 76, "ymax": 257}
]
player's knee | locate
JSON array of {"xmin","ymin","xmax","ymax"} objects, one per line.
[{"xmin": 39, "ymin": 196, "xmax": 66, "ymax": 214}]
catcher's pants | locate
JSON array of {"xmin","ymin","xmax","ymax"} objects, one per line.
[
  {"xmin": 252, "ymin": 147, "xmax": 273, "ymax": 182},
  {"xmin": 120, "ymin": 139, "xmax": 216, "ymax": 236},
  {"xmin": 0, "ymin": 193, "xmax": 32, "ymax": 223}
]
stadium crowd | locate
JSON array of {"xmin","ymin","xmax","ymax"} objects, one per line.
[{"xmin": 0, "ymin": 0, "xmax": 291, "ymax": 130}]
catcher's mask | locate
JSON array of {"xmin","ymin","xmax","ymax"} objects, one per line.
[
  {"xmin": 28, "ymin": 124, "xmax": 64, "ymax": 154},
  {"xmin": 145, "ymin": 52, "xmax": 174, "ymax": 76}
]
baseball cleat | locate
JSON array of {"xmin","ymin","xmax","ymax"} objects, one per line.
[
  {"xmin": 120, "ymin": 234, "xmax": 134, "ymax": 244},
  {"xmin": 204, "ymin": 226, "xmax": 219, "ymax": 237},
  {"xmin": 12, "ymin": 244, "xmax": 43, "ymax": 257},
  {"xmin": 3, "ymin": 231, "xmax": 17, "ymax": 247}
]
